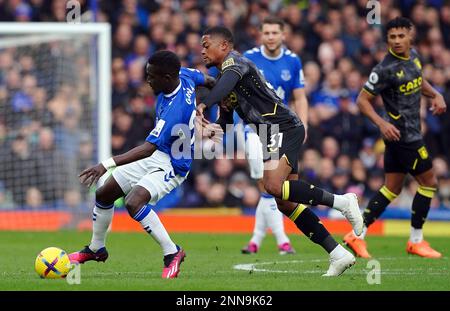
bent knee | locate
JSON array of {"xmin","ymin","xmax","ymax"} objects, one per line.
[
  {"xmin": 263, "ymin": 181, "xmax": 282, "ymax": 198},
  {"xmin": 124, "ymin": 196, "xmax": 145, "ymax": 217},
  {"xmin": 95, "ymin": 187, "xmax": 112, "ymax": 205},
  {"xmin": 383, "ymin": 185, "xmax": 402, "ymax": 196},
  {"xmin": 418, "ymin": 178, "xmax": 438, "ymax": 189}
]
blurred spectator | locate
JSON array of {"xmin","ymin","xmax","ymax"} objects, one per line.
[
  {"xmin": 321, "ymin": 136, "xmax": 340, "ymax": 161},
  {"xmin": 35, "ymin": 127, "xmax": 68, "ymax": 204},
  {"xmin": 0, "ymin": 134, "xmax": 39, "ymax": 205},
  {"xmin": 213, "ymin": 158, "xmax": 233, "ymax": 182},
  {"xmin": 111, "ymin": 107, "xmax": 135, "ymax": 155},
  {"xmin": 182, "ymin": 171, "xmax": 211, "ymax": 207},
  {"xmin": 325, "ymin": 90, "xmax": 364, "ymax": 156},
  {"xmin": 23, "ymin": 187, "xmax": 45, "ymax": 210},
  {"xmin": 300, "ymin": 148, "xmax": 321, "ymax": 184},
  {"xmin": 0, "ymin": 181, "xmax": 15, "ymax": 210},
  {"xmin": 127, "ymin": 91, "xmax": 155, "ymax": 144},
  {"xmin": 317, "ymin": 158, "xmax": 335, "ymax": 193},
  {"xmin": 359, "ymin": 138, "xmax": 377, "ymax": 169},
  {"xmin": 363, "ymin": 169, "xmax": 385, "ymax": 204},
  {"xmin": 242, "ymin": 186, "xmax": 260, "ymax": 208},
  {"xmin": 350, "ymin": 158, "xmax": 367, "ymax": 188},
  {"xmin": 53, "ymin": 108, "xmax": 88, "ymax": 160},
  {"xmin": 205, "ymin": 182, "xmax": 227, "ymax": 207},
  {"xmin": 77, "ymin": 133, "xmax": 95, "ymax": 202},
  {"xmin": 311, "ymin": 70, "xmax": 343, "ymax": 121},
  {"xmin": 437, "ymin": 173, "xmax": 450, "ymax": 209},
  {"xmin": 226, "ymin": 171, "xmax": 251, "ymax": 207},
  {"xmin": 330, "ymin": 168, "xmax": 350, "ymax": 195}
]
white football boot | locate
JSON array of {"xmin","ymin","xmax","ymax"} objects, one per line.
[
  {"xmin": 322, "ymin": 248, "xmax": 356, "ymax": 277},
  {"xmin": 340, "ymin": 193, "xmax": 364, "ymax": 236}
]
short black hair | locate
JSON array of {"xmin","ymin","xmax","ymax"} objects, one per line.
[
  {"xmin": 384, "ymin": 17, "xmax": 413, "ymax": 38},
  {"xmin": 146, "ymin": 50, "xmax": 181, "ymax": 76},
  {"xmin": 261, "ymin": 16, "xmax": 285, "ymax": 31},
  {"xmin": 203, "ymin": 26, "xmax": 234, "ymax": 45}
]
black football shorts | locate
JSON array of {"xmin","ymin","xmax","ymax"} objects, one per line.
[
  {"xmin": 384, "ymin": 139, "xmax": 433, "ymax": 176},
  {"xmin": 262, "ymin": 125, "xmax": 305, "ymax": 174}
]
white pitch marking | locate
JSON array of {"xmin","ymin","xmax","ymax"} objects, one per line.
[{"xmin": 233, "ymin": 257, "xmax": 448, "ymax": 275}]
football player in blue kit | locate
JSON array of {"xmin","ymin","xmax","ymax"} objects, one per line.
[{"xmin": 69, "ymin": 50, "xmax": 215, "ymax": 279}]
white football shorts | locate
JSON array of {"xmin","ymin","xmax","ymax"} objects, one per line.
[{"xmin": 112, "ymin": 150, "xmax": 187, "ymax": 205}]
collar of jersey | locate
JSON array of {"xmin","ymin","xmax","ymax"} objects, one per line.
[
  {"xmin": 163, "ymin": 82, "xmax": 181, "ymax": 98},
  {"xmin": 261, "ymin": 45, "xmax": 284, "ymax": 61},
  {"xmin": 389, "ymin": 48, "xmax": 410, "ymax": 61}
]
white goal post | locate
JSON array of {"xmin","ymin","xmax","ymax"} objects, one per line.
[
  {"xmin": 0, "ymin": 23, "xmax": 111, "ymax": 221},
  {"xmin": 0, "ymin": 22, "xmax": 111, "ymax": 164}
]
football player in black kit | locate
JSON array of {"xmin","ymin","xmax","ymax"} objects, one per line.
[
  {"xmin": 344, "ymin": 17, "xmax": 447, "ymax": 259},
  {"xmin": 196, "ymin": 26, "xmax": 363, "ymax": 276}
]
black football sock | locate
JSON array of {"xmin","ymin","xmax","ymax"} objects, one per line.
[
  {"xmin": 282, "ymin": 180, "xmax": 334, "ymax": 207},
  {"xmin": 363, "ymin": 185, "xmax": 397, "ymax": 227},
  {"xmin": 290, "ymin": 204, "xmax": 338, "ymax": 253},
  {"xmin": 411, "ymin": 186, "xmax": 436, "ymax": 229}
]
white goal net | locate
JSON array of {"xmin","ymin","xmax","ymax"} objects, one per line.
[{"xmin": 0, "ymin": 23, "xmax": 111, "ymax": 230}]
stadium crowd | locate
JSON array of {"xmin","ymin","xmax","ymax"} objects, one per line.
[{"xmin": 0, "ymin": 0, "xmax": 449, "ymax": 213}]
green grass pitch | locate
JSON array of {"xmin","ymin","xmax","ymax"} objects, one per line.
[{"xmin": 0, "ymin": 231, "xmax": 448, "ymax": 291}]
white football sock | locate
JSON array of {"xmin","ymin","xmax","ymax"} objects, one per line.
[
  {"xmin": 250, "ymin": 197, "xmax": 267, "ymax": 246},
  {"xmin": 410, "ymin": 227, "xmax": 423, "ymax": 243},
  {"xmin": 329, "ymin": 244, "xmax": 348, "ymax": 260},
  {"xmin": 137, "ymin": 208, "xmax": 177, "ymax": 256},
  {"xmin": 90, "ymin": 203, "xmax": 114, "ymax": 252},
  {"xmin": 263, "ymin": 196, "xmax": 290, "ymax": 245},
  {"xmin": 332, "ymin": 194, "xmax": 349, "ymax": 211}
]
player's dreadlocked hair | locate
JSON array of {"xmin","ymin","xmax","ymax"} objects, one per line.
[
  {"xmin": 146, "ymin": 50, "xmax": 181, "ymax": 77},
  {"xmin": 203, "ymin": 26, "xmax": 234, "ymax": 45},
  {"xmin": 384, "ymin": 17, "xmax": 413, "ymax": 39}
]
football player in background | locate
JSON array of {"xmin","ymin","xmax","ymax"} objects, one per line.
[
  {"xmin": 241, "ymin": 16, "xmax": 309, "ymax": 255},
  {"xmin": 344, "ymin": 17, "xmax": 446, "ymax": 259}
]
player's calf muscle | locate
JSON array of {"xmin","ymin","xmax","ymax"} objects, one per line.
[
  {"xmin": 96, "ymin": 187, "xmax": 118, "ymax": 206},
  {"xmin": 96, "ymin": 177, "xmax": 124, "ymax": 205},
  {"xmin": 263, "ymin": 180, "xmax": 282, "ymax": 198},
  {"xmin": 275, "ymin": 199, "xmax": 297, "ymax": 216},
  {"xmin": 124, "ymin": 187, "xmax": 151, "ymax": 217}
]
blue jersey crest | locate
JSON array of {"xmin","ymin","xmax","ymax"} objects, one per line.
[{"xmin": 244, "ymin": 46, "xmax": 304, "ymax": 105}]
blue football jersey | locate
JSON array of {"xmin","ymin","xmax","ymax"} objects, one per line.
[
  {"xmin": 244, "ymin": 46, "xmax": 304, "ymax": 105},
  {"xmin": 146, "ymin": 67, "xmax": 205, "ymax": 177}
]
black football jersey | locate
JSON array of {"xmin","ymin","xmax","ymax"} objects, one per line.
[
  {"xmin": 218, "ymin": 51, "xmax": 302, "ymax": 135},
  {"xmin": 363, "ymin": 49, "xmax": 423, "ymax": 143}
]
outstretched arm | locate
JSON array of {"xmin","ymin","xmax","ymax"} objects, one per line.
[
  {"xmin": 203, "ymin": 70, "xmax": 241, "ymax": 108},
  {"xmin": 196, "ymin": 70, "xmax": 240, "ymax": 121},
  {"xmin": 421, "ymin": 79, "xmax": 447, "ymax": 115},
  {"xmin": 203, "ymin": 74, "xmax": 216, "ymax": 89},
  {"xmin": 79, "ymin": 142, "xmax": 157, "ymax": 187}
]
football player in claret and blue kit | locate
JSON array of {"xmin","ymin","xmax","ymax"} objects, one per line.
[
  {"xmin": 197, "ymin": 26, "xmax": 364, "ymax": 276},
  {"xmin": 344, "ymin": 17, "xmax": 447, "ymax": 259}
]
